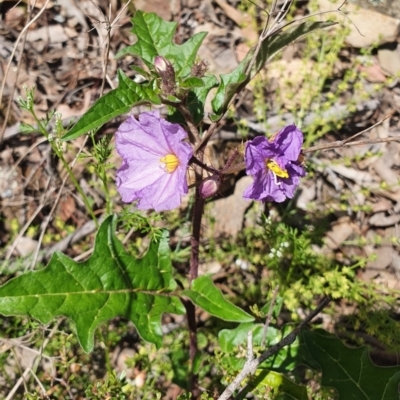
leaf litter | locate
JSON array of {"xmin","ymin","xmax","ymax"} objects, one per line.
[{"xmin": 1, "ymin": 0, "xmax": 400, "ymax": 397}]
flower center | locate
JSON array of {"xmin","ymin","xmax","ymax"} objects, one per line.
[
  {"xmin": 160, "ymin": 154, "xmax": 179, "ymax": 173},
  {"xmin": 266, "ymin": 159, "xmax": 289, "ymax": 180}
]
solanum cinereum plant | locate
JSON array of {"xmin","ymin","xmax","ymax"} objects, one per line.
[{"xmin": 3, "ymin": 9, "xmax": 400, "ymax": 400}]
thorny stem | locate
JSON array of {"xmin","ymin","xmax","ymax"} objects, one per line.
[
  {"xmin": 190, "ymin": 156, "xmax": 219, "ymax": 174},
  {"xmin": 177, "ymin": 103, "xmax": 201, "ymax": 144}
]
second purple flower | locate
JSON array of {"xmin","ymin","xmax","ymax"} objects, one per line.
[
  {"xmin": 243, "ymin": 125, "xmax": 306, "ymax": 203},
  {"xmin": 115, "ymin": 110, "xmax": 193, "ymax": 211}
]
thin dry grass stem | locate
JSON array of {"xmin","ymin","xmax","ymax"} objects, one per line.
[
  {"xmin": 87, "ymin": 0, "xmax": 132, "ymax": 94},
  {"xmin": 0, "ymin": 0, "xmax": 51, "ymax": 143},
  {"xmin": 6, "ymin": 137, "xmax": 48, "ymax": 179},
  {"xmin": 53, "ymin": 377, "xmax": 76, "ymax": 399},
  {"xmin": 29, "ymin": 1, "xmax": 123, "ymax": 263},
  {"xmin": 28, "ymin": 367, "xmax": 50, "ymax": 399},
  {"xmin": 29, "ymin": 174, "xmax": 69, "ymax": 270},
  {"xmin": 304, "ymin": 136, "xmax": 400, "ymax": 154},
  {"xmin": 5, "ymin": 340, "xmax": 54, "ymax": 362},
  {"xmin": 11, "ymin": 347, "xmax": 29, "ymax": 393},
  {"xmin": 197, "ymin": 0, "xmax": 346, "ymax": 154},
  {"xmin": 5, "ymin": 177, "xmax": 54, "ymax": 261},
  {"xmin": 5, "ymin": 368, "xmax": 30, "ymax": 400},
  {"xmin": 304, "ymin": 113, "xmax": 397, "ymax": 153},
  {"xmin": 0, "ymin": 7, "xmax": 30, "ymax": 144},
  {"xmin": 341, "ymin": 112, "xmax": 393, "ymax": 145},
  {"xmin": 5, "ymin": 319, "xmax": 63, "ymax": 400},
  {"xmin": 260, "ymin": 285, "xmax": 279, "ymax": 348}
]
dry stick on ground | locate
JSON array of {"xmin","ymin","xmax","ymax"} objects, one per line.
[
  {"xmin": 5, "ymin": 319, "xmax": 63, "ymax": 400},
  {"xmin": 0, "ymin": 0, "xmax": 51, "ymax": 143},
  {"xmin": 303, "ymin": 136, "xmax": 400, "ymax": 154},
  {"xmin": 29, "ymin": 138, "xmax": 91, "ymax": 269},
  {"xmin": 29, "ymin": 0, "xmax": 132, "ymax": 268},
  {"xmin": 195, "ymin": 0, "xmax": 346, "ymax": 155},
  {"xmin": 217, "ymin": 297, "xmax": 332, "ymax": 400},
  {"xmin": 5, "ymin": 178, "xmax": 53, "ymax": 261}
]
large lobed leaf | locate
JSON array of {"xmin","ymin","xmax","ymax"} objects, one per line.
[
  {"xmin": 0, "ymin": 216, "xmax": 184, "ymax": 352},
  {"xmin": 62, "ymin": 70, "xmax": 160, "ymax": 140},
  {"xmin": 211, "ymin": 20, "xmax": 337, "ymax": 117},
  {"xmin": 300, "ymin": 329, "xmax": 400, "ymax": 399},
  {"xmin": 117, "ymin": 11, "xmax": 207, "ymax": 77}
]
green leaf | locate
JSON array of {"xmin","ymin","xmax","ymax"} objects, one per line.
[
  {"xmin": 211, "ymin": 20, "xmax": 336, "ymax": 117},
  {"xmin": 249, "ymin": 21, "xmax": 337, "ymax": 79},
  {"xmin": 239, "ymin": 370, "xmax": 308, "ymax": 400},
  {"xmin": 180, "ymin": 77, "xmax": 205, "ymax": 89},
  {"xmin": 0, "ymin": 216, "xmax": 184, "ymax": 352},
  {"xmin": 211, "ymin": 64, "xmax": 247, "ymax": 116},
  {"xmin": 168, "ymin": 74, "xmax": 218, "ymax": 125},
  {"xmin": 62, "ymin": 70, "xmax": 160, "ymax": 140},
  {"xmin": 117, "ymin": 11, "xmax": 207, "ymax": 77},
  {"xmin": 20, "ymin": 122, "xmax": 38, "ymax": 134},
  {"xmin": 219, "ymin": 323, "xmax": 299, "ymax": 372},
  {"xmin": 186, "ymin": 74, "xmax": 219, "ymax": 125},
  {"xmin": 182, "ymin": 275, "xmax": 254, "ymax": 323},
  {"xmin": 300, "ymin": 329, "xmax": 400, "ymax": 399}
]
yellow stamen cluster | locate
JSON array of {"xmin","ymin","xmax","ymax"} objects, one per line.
[
  {"xmin": 160, "ymin": 154, "xmax": 179, "ymax": 173},
  {"xmin": 266, "ymin": 159, "xmax": 289, "ymax": 179}
]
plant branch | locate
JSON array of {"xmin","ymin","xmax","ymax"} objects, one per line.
[
  {"xmin": 303, "ymin": 136, "xmax": 400, "ymax": 154},
  {"xmin": 217, "ymin": 297, "xmax": 331, "ymax": 400}
]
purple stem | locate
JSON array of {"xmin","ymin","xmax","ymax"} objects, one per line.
[{"xmin": 186, "ymin": 154, "xmax": 205, "ymax": 399}]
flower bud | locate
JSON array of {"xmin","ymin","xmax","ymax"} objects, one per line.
[
  {"xmin": 154, "ymin": 56, "xmax": 171, "ymax": 73},
  {"xmin": 199, "ymin": 175, "xmax": 222, "ymax": 199},
  {"xmin": 154, "ymin": 56, "xmax": 176, "ymax": 95}
]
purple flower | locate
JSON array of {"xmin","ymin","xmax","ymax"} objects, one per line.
[
  {"xmin": 243, "ymin": 125, "xmax": 306, "ymax": 203},
  {"xmin": 115, "ymin": 111, "xmax": 193, "ymax": 211}
]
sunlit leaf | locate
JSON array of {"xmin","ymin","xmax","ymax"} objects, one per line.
[
  {"xmin": 0, "ymin": 216, "xmax": 184, "ymax": 352},
  {"xmin": 62, "ymin": 70, "xmax": 160, "ymax": 140},
  {"xmin": 117, "ymin": 11, "xmax": 207, "ymax": 77},
  {"xmin": 183, "ymin": 275, "xmax": 254, "ymax": 323}
]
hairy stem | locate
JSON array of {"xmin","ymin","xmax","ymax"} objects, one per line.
[{"xmin": 186, "ymin": 150, "xmax": 205, "ymax": 399}]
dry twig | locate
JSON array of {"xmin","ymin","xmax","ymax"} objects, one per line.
[{"xmin": 217, "ymin": 297, "xmax": 331, "ymax": 400}]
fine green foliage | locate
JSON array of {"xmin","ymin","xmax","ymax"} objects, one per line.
[
  {"xmin": 183, "ymin": 275, "xmax": 254, "ymax": 323},
  {"xmin": 0, "ymin": 216, "xmax": 184, "ymax": 352},
  {"xmin": 211, "ymin": 20, "xmax": 337, "ymax": 117},
  {"xmin": 62, "ymin": 70, "xmax": 160, "ymax": 140},
  {"xmin": 117, "ymin": 10, "xmax": 207, "ymax": 77},
  {"xmin": 300, "ymin": 329, "xmax": 400, "ymax": 400}
]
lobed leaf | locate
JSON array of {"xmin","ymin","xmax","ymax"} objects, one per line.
[
  {"xmin": 117, "ymin": 11, "xmax": 207, "ymax": 77},
  {"xmin": 300, "ymin": 329, "xmax": 400, "ymax": 399},
  {"xmin": 62, "ymin": 70, "xmax": 160, "ymax": 140},
  {"xmin": 0, "ymin": 216, "xmax": 184, "ymax": 352},
  {"xmin": 183, "ymin": 275, "xmax": 254, "ymax": 323}
]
